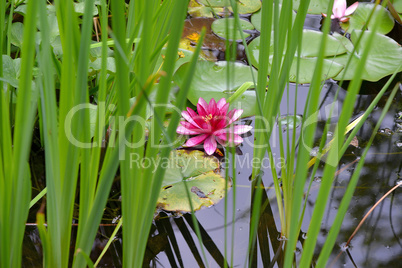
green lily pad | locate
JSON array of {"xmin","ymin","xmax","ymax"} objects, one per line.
[
  {"xmin": 284, "ymin": 0, "xmax": 331, "ymax": 14},
  {"xmin": 211, "ymin": 18, "xmax": 254, "ymax": 41},
  {"xmin": 153, "ymin": 47, "xmax": 206, "ymax": 75},
  {"xmin": 198, "ymin": 0, "xmax": 261, "ymax": 14},
  {"xmin": 174, "ymin": 61, "xmax": 262, "ymax": 117},
  {"xmin": 278, "ymin": 114, "xmax": 302, "ymax": 130},
  {"xmin": 341, "ymin": 3, "xmax": 394, "ymax": 35},
  {"xmin": 248, "ymin": 30, "xmax": 345, "ymax": 83},
  {"xmin": 331, "ymin": 30, "xmax": 402, "ymax": 81},
  {"xmin": 251, "ymin": 5, "xmax": 296, "ymax": 32},
  {"xmin": 157, "ymin": 150, "xmax": 230, "ymax": 212},
  {"xmin": 188, "ymin": 0, "xmax": 225, "ymax": 18}
]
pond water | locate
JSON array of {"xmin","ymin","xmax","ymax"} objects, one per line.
[{"xmin": 22, "ymin": 8, "xmax": 402, "ymax": 268}]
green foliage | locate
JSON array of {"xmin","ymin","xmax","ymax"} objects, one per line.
[
  {"xmin": 211, "ymin": 18, "xmax": 254, "ymax": 40},
  {"xmin": 174, "ymin": 60, "xmax": 262, "ymax": 117},
  {"xmin": 342, "ymin": 3, "xmax": 395, "ymax": 34},
  {"xmin": 157, "ymin": 150, "xmax": 229, "ymax": 212}
]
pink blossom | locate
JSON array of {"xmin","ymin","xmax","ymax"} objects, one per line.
[
  {"xmin": 177, "ymin": 97, "xmax": 252, "ymax": 155},
  {"xmin": 323, "ymin": 0, "xmax": 358, "ymax": 23}
]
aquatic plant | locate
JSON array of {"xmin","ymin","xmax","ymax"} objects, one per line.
[
  {"xmin": 322, "ymin": 0, "xmax": 358, "ymax": 22},
  {"xmin": 177, "ymin": 97, "xmax": 252, "ymax": 155}
]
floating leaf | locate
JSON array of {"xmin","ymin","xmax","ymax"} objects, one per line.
[
  {"xmin": 277, "ymin": 115, "xmax": 302, "ymax": 130},
  {"xmin": 199, "ymin": 0, "xmax": 261, "ymax": 14},
  {"xmin": 331, "ymin": 30, "xmax": 402, "ymax": 81},
  {"xmin": 285, "ymin": 0, "xmax": 331, "ymax": 14},
  {"xmin": 174, "ymin": 61, "xmax": 262, "ymax": 117},
  {"xmin": 154, "ymin": 48, "xmax": 206, "ymax": 74},
  {"xmin": 211, "ymin": 18, "xmax": 254, "ymax": 41},
  {"xmin": 157, "ymin": 150, "xmax": 230, "ymax": 212},
  {"xmin": 341, "ymin": 3, "xmax": 395, "ymax": 35},
  {"xmin": 251, "ymin": 5, "xmax": 296, "ymax": 32},
  {"xmin": 248, "ymin": 30, "xmax": 345, "ymax": 83},
  {"xmin": 188, "ymin": 0, "xmax": 224, "ymax": 18}
]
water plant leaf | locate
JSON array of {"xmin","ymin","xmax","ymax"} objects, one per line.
[
  {"xmin": 341, "ymin": 3, "xmax": 395, "ymax": 35},
  {"xmin": 10, "ymin": 22, "xmax": 24, "ymax": 48},
  {"xmin": 251, "ymin": 5, "xmax": 296, "ymax": 32},
  {"xmin": 285, "ymin": 0, "xmax": 331, "ymax": 14},
  {"xmin": 211, "ymin": 18, "xmax": 254, "ymax": 41},
  {"xmin": 188, "ymin": 0, "xmax": 224, "ymax": 18},
  {"xmin": 157, "ymin": 150, "xmax": 230, "ymax": 212},
  {"xmin": 248, "ymin": 31, "xmax": 345, "ymax": 83},
  {"xmin": 277, "ymin": 114, "xmax": 302, "ymax": 130},
  {"xmin": 331, "ymin": 30, "xmax": 402, "ymax": 81},
  {"xmin": 174, "ymin": 60, "xmax": 261, "ymax": 117},
  {"xmin": 198, "ymin": 0, "xmax": 262, "ymax": 14}
]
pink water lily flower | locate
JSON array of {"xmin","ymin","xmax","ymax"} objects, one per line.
[
  {"xmin": 177, "ymin": 97, "xmax": 252, "ymax": 155},
  {"xmin": 323, "ymin": 0, "xmax": 358, "ymax": 22}
]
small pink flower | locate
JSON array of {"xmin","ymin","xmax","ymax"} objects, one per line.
[
  {"xmin": 177, "ymin": 97, "xmax": 252, "ymax": 155},
  {"xmin": 323, "ymin": 0, "xmax": 358, "ymax": 22}
]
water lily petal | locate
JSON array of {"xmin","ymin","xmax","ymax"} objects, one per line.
[
  {"xmin": 232, "ymin": 125, "xmax": 253, "ymax": 134},
  {"xmin": 204, "ymin": 135, "xmax": 217, "ymax": 155},
  {"xmin": 344, "ymin": 2, "xmax": 358, "ymax": 16},
  {"xmin": 332, "ymin": 0, "xmax": 347, "ymax": 19},
  {"xmin": 182, "ymin": 110, "xmax": 201, "ymax": 128},
  {"xmin": 197, "ymin": 102, "xmax": 208, "ymax": 117},
  {"xmin": 218, "ymin": 102, "xmax": 230, "ymax": 117},
  {"xmin": 217, "ymin": 98, "xmax": 227, "ymax": 110},
  {"xmin": 216, "ymin": 133, "xmax": 243, "ymax": 145},
  {"xmin": 184, "ymin": 134, "xmax": 208, "ymax": 147},
  {"xmin": 198, "ymin": 97, "xmax": 209, "ymax": 111},
  {"xmin": 216, "ymin": 137, "xmax": 227, "ymax": 146},
  {"xmin": 208, "ymin": 98, "xmax": 217, "ymax": 115},
  {"xmin": 187, "ymin": 107, "xmax": 205, "ymax": 127},
  {"xmin": 176, "ymin": 126, "xmax": 200, "ymax": 135},
  {"xmin": 227, "ymin": 109, "xmax": 244, "ymax": 125}
]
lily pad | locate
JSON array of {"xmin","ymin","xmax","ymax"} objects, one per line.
[
  {"xmin": 248, "ymin": 30, "xmax": 346, "ymax": 83},
  {"xmin": 198, "ymin": 0, "xmax": 261, "ymax": 14},
  {"xmin": 174, "ymin": 61, "xmax": 262, "ymax": 117},
  {"xmin": 188, "ymin": 0, "xmax": 225, "ymax": 18},
  {"xmin": 251, "ymin": 5, "xmax": 296, "ymax": 32},
  {"xmin": 341, "ymin": 3, "xmax": 395, "ymax": 35},
  {"xmin": 277, "ymin": 114, "xmax": 302, "ymax": 130},
  {"xmin": 211, "ymin": 18, "xmax": 254, "ymax": 41},
  {"xmin": 153, "ymin": 47, "xmax": 206, "ymax": 74},
  {"xmin": 285, "ymin": 0, "xmax": 331, "ymax": 15},
  {"xmin": 331, "ymin": 30, "xmax": 402, "ymax": 81},
  {"xmin": 157, "ymin": 150, "xmax": 230, "ymax": 212}
]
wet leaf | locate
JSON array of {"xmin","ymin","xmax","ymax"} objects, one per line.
[
  {"xmin": 277, "ymin": 115, "xmax": 302, "ymax": 130},
  {"xmin": 331, "ymin": 30, "xmax": 402, "ymax": 81},
  {"xmin": 341, "ymin": 3, "xmax": 394, "ymax": 35},
  {"xmin": 211, "ymin": 18, "xmax": 254, "ymax": 41},
  {"xmin": 251, "ymin": 5, "xmax": 296, "ymax": 32},
  {"xmin": 174, "ymin": 61, "xmax": 262, "ymax": 117},
  {"xmin": 157, "ymin": 150, "xmax": 230, "ymax": 212},
  {"xmin": 248, "ymin": 30, "xmax": 345, "ymax": 83},
  {"xmin": 198, "ymin": 0, "xmax": 261, "ymax": 14},
  {"xmin": 188, "ymin": 0, "xmax": 225, "ymax": 18}
]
